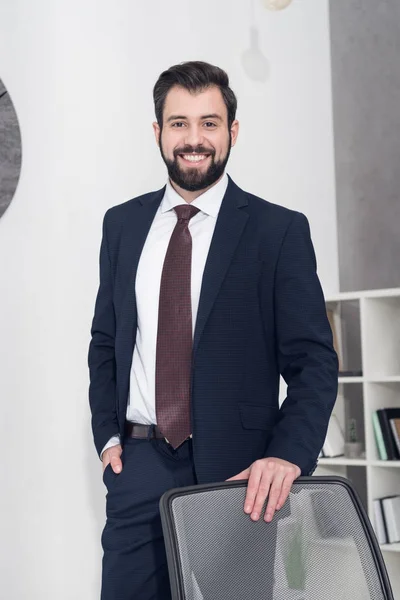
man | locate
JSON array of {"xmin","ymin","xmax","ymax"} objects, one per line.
[{"xmin": 88, "ymin": 61, "xmax": 338, "ymax": 599}]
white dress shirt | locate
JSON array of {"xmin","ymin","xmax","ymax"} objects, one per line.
[{"xmin": 100, "ymin": 172, "xmax": 228, "ymax": 458}]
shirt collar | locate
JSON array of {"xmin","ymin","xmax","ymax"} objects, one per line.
[{"xmin": 161, "ymin": 172, "xmax": 229, "ymax": 218}]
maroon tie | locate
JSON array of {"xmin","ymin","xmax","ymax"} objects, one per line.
[{"xmin": 155, "ymin": 203, "xmax": 200, "ymax": 449}]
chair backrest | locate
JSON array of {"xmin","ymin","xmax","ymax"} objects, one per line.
[{"xmin": 159, "ymin": 476, "xmax": 394, "ymax": 600}]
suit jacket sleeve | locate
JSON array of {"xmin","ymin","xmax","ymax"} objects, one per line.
[
  {"xmin": 88, "ymin": 209, "xmax": 120, "ymax": 458},
  {"xmin": 264, "ymin": 211, "xmax": 339, "ymax": 475}
]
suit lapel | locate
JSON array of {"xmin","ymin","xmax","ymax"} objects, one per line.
[
  {"xmin": 118, "ymin": 187, "xmax": 165, "ymax": 382},
  {"xmin": 193, "ymin": 176, "xmax": 249, "ymax": 355}
]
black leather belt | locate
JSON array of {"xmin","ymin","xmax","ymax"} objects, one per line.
[{"xmin": 124, "ymin": 421, "xmax": 192, "ymax": 445}]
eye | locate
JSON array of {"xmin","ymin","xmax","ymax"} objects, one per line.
[
  {"xmin": 171, "ymin": 122, "xmax": 185, "ymax": 128},
  {"xmin": 204, "ymin": 122, "xmax": 217, "ymax": 128}
]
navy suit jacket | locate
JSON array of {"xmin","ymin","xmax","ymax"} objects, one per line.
[{"xmin": 88, "ymin": 175, "xmax": 338, "ymax": 483}]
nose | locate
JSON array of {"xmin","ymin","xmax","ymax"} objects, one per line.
[{"xmin": 184, "ymin": 124, "xmax": 204, "ymax": 149}]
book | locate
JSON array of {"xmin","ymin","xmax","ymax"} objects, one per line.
[
  {"xmin": 390, "ymin": 418, "xmax": 400, "ymax": 456},
  {"xmin": 327, "ymin": 309, "xmax": 343, "ymax": 371},
  {"xmin": 373, "ymin": 499, "xmax": 388, "ymax": 544},
  {"xmin": 322, "ymin": 414, "xmax": 344, "ymax": 457},
  {"xmin": 372, "ymin": 412, "xmax": 388, "ymax": 460},
  {"xmin": 377, "ymin": 409, "xmax": 400, "ymax": 460},
  {"xmin": 381, "ymin": 496, "xmax": 400, "ymax": 543},
  {"xmin": 376, "ymin": 410, "xmax": 399, "ymax": 460}
]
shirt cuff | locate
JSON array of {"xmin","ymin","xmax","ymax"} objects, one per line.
[{"xmin": 100, "ymin": 435, "xmax": 121, "ymax": 460}]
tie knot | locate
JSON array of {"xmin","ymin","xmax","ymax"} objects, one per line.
[{"xmin": 174, "ymin": 204, "xmax": 200, "ymax": 223}]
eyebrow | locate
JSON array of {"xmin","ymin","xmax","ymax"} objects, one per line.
[{"xmin": 166, "ymin": 113, "xmax": 223, "ymax": 123}]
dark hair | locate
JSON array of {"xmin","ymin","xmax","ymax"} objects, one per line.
[{"xmin": 153, "ymin": 61, "xmax": 237, "ymax": 129}]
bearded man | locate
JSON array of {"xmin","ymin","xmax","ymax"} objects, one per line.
[{"xmin": 88, "ymin": 60, "xmax": 338, "ymax": 600}]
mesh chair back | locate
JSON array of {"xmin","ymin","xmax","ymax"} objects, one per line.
[{"xmin": 160, "ymin": 476, "xmax": 393, "ymax": 600}]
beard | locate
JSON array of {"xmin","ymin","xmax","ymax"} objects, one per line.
[{"xmin": 159, "ymin": 133, "xmax": 232, "ymax": 192}]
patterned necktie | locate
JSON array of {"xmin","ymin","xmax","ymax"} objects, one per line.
[{"xmin": 155, "ymin": 203, "xmax": 200, "ymax": 449}]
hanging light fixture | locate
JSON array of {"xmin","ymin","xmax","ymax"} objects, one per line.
[
  {"xmin": 241, "ymin": 26, "xmax": 270, "ymax": 82},
  {"xmin": 241, "ymin": 0, "xmax": 294, "ymax": 80},
  {"xmin": 262, "ymin": 0, "xmax": 293, "ymax": 10},
  {"xmin": 241, "ymin": 0, "xmax": 269, "ymax": 81}
]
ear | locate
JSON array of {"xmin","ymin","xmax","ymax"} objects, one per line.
[
  {"xmin": 230, "ymin": 120, "xmax": 239, "ymax": 147},
  {"xmin": 153, "ymin": 121, "xmax": 161, "ymax": 147}
]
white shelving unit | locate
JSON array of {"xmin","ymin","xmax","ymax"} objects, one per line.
[{"xmin": 316, "ymin": 287, "xmax": 400, "ymax": 598}]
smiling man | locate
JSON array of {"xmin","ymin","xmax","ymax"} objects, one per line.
[{"xmin": 88, "ymin": 61, "xmax": 338, "ymax": 600}]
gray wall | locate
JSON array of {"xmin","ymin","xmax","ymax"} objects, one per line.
[{"xmin": 330, "ymin": 0, "xmax": 400, "ymax": 291}]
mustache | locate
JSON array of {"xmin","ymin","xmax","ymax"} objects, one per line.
[{"xmin": 173, "ymin": 145, "xmax": 215, "ymax": 158}]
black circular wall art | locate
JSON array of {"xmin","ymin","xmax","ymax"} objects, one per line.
[{"xmin": 0, "ymin": 78, "xmax": 22, "ymax": 218}]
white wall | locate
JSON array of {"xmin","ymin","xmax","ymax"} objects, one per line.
[{"xmin": 0, "ymin": 1, "xmax": 338, "ymax": 598}]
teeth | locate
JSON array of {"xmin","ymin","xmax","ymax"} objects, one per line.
[{"xmin": 182, "ymin": 154, "xmax": 207, "ymax": 162}]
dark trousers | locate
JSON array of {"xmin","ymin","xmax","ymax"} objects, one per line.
[{"xmin": 101, "ymin": 434, "xmax": 197, "ymax": 600}]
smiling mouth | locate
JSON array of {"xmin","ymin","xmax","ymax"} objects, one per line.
[{"xmin": 178, "ymin": 153, "xmax": 211, "ymax": 164}]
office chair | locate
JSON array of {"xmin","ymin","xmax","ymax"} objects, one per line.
[{"xmin": 160, "ymin": 476, "xmax": 393, "ymax": 599}]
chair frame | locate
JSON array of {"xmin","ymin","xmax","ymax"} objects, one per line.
[{"xmin": 159, "ymin": 475, "xmax": 394, "ymax": 599}]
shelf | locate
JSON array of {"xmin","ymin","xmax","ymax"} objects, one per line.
[
  {"xmin": 326, "ymin": 293, "xmax": 361, "ymax": 303},
  {"xmin": 323, "ymin": 287, "xmax": 400, "ymax": 590},
  {"xmin": 370, "ymin": 461, "xmax": 400, "ymax": 468},
  {"xmin": 380, "ymin": 543, "xmax": 400, "ymax": 553},
  {"xmin": 319, "ymin": 459, "xmax": 400, "ymax": 467},
  {"xmin": 318, "ymin": 458, "xmax": 367, "ymax": 466},
  {"xmin": 365, "ymin": 289, "xmax": 400, "ymax": 299},
  {"xmin": 336, "ymin": 376, "xmax": 400, "ymax": 383},
  {"xmin": 326, "ymin": 288, "xmax": 400, "ymax": 302},
  {"xmin": 367, "ymin": 376, "xmax": 400, "ymax": 383}
]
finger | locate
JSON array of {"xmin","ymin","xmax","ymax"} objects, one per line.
[
  {"xmin": 226, "ymin": 468, "xmax": 250, "ymax": 481},
  {"xmin": 264, "ymin": 472, "xmax": 286, "ymax": 522},
  {"xmin": 250, "ymin": 463, "xmax": 280, "ymax": 521},
  {"xmin": 244, "ymin": 462, "xmax": 266, "ymax": 518},
  {"xmin": 275, "ymin": 472, "xmax": 296, "ymax": 510},
  {"xmin": 244, "ymin": 462, "xmax": 263, "ymax": 514},
  {"xmin": 110, "ymin": 454, "xmax": 123, "ymax": 474}
]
